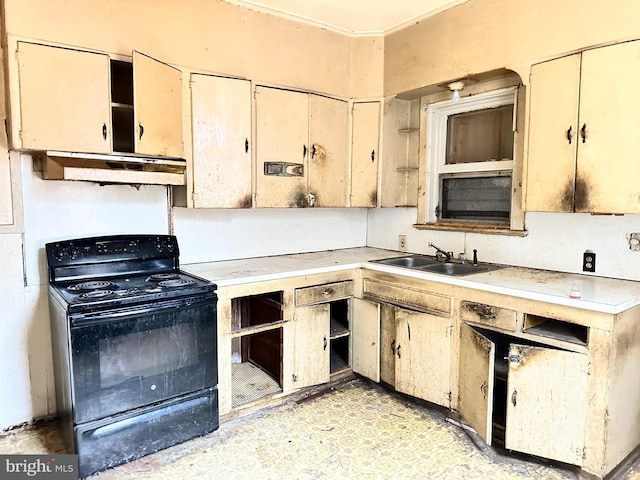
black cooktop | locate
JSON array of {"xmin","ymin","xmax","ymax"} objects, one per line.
[{"xmin": 50, "ymin": 270, "xmax": 215, "ymax": 313}]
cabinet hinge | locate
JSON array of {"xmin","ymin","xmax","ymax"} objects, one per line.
[{"xmin": 507, "ymin": 352, "xmax": 522, "ymax": 364}]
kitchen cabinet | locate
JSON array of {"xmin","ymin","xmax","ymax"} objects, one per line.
[
  {"xmin": 190, "ymin": 74, "xmax": 252, "ymax": 208},
  {"xmin": 361, "ymin": 274, "xmax": 453, "ymax": 408},
  {"xmin": 13, "ymin": 41, "xmax": 184, "ymax": 183},
  {"xmin": 459, "ymin": 324, "xmax": 588, "ymax": 466},
  {"xmin": 255, "ymin": 86, "xmax": 348, "ymax": 208},
  {"xmin": 394, "ymin": 307, "xmax": 451, "ymax": 406},
  {"xmin": 350, "ymin": 101, "xmax": 380, "ymax": 207},
  {"xmin": 526, "ymin": 40, "xmax": 640, "ymax": 213},
  {"xmin": 292, "ymin": 280, "xmax": 354, "ymax": 389}
]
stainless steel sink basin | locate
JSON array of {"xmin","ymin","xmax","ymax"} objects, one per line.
[
  {"xmin": 371, "ymin": 255, "xmax": 501, "ymax": 276},
  {"xmin": 372, "ymin": 255, "xmax": 439, "ymax": 268},
  {"xmin": 417, "ymin": 262, "xmax": 490, "ymax": 276}
]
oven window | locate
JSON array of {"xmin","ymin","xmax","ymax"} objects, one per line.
[{"xmin": 99, "ymin": 323, "xmax": 198, "ymax": 388}]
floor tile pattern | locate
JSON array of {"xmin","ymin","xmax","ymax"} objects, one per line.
[{"xmin": 2, "ymin": 379, "xmax": 640, "ymax": 479}]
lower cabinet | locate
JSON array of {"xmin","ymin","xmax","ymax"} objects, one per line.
[
  {"xmin": 360, "ymin": 276, "xmax": 453, "ymax": 409},
  {"xmin": 292, "ymin": 281, "xmax": 354, "ymax": 389},
  {"xmin": 394, "ymin": 308, "xmax": 451, "ymax": 407},
  {"xmin": 459, "ymin": 321, "xmax": 588, "ymax": 466}
]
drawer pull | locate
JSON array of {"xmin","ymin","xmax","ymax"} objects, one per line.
[{"xmin": 321, "ymin": 288, "xmax": 334, "ymax": 296}]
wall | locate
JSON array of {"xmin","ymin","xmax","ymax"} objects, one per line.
[{"xmin": 384, "ymin": 0, "xmax": 640, "ymax": 96}]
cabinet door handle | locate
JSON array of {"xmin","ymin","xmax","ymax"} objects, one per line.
[
  {"xmin": 303, "ymin": 145, "xmax": 307, "ymax": 158},
  {"xmin": 390, "ymin": 339, "xmax": 396, "ymax": 354},
  {"xmin": 371, "ymin": 149, "xmax": 375, "ymax": 162},
  {"xmin": 245, "ymin": 138, "xmax": 249, "ymax": 153},
  {"xmin": 407, "ymin": 322, "xmax": 411, "ymax": 341},
  {"xmin": 311, "ymin": 144, "xmax": 316, "ymax": 159},
  {"xmin": 397, "ymin": 344, "xmax": 401, "ymax": 359},
  {"xmin": 139, "ymin": 123, "xmax": 144, "ymax": 140},
  {"xmin": 566, "ymin": 126, "xmax": 572, "ymax": 144},
  {"xmin": 480, "ymin": 381, "xmax": 487, "ymax": 399},
  {"xmin": 511, "ymin": 389, "xmax": 518, "ymax": 407},
  {"xmin": 323, "ymin": 336, "xmax": 327, "ymax": 350},
  {"xmin": 102, "ymin": 123, "xmax": 107, "ymax": 140},
  {"xmin": 580, "ymin": 123, "xmax": 587, "ymax": 143}
]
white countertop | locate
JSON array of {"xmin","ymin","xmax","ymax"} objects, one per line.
[{"xmin": 183, "ymin": 247, "xmax": 640, "ymax": 314}]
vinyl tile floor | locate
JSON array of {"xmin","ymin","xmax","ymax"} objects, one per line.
[{"xmin": 2, "ymin": 378, "xmax": 640, "ymax": 480}]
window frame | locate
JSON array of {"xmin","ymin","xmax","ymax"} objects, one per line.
[{"xmin": 417, "ymin": 83, "xmax": 526, "ymax": 234}]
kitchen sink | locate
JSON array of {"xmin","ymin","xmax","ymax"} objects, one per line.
[
  {"xmin": 372, "ymin": 255, "xmax": 440, "ymax": 268},
  {"xmin": 371, "ymin": 255, "xmax": 501, "ymax": 276},
  {"xmin": 417, "ymin": 262, "xmax": 491, "ymax": 276}
]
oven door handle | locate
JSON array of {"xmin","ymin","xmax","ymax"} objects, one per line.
[{"xmin": 70, "ymin": 295, "xmax": 217, "ymax": 327}]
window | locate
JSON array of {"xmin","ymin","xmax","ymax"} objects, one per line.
[{"xmin": 424, "ymin": 87, "xmax": 520, "ymax": 229}]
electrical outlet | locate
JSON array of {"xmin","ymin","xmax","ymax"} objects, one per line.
[
  {"xmin": 398, "ymin": 235, "xmax": 407, "ymax": 251},
  {"xmin": 583, "ymin": 251, "xmax": 596, "ymax": 272}
]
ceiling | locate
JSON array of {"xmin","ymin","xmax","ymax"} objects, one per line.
[{"xmin": 221, "ymin": 0, "xmax": 469, "ymax": 35}]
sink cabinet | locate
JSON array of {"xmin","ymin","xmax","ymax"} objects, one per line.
[{"xmin": 361, "ymin": 272, "xmax": 453, "ymax": 408}]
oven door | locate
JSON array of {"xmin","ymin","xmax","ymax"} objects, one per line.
[{"xmin": 69, "ymin": 294, "xmax": 217, "ymax": 424}]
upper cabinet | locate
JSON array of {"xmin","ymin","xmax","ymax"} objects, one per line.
[
  {"xmin": 350, "ymin": 101, "xmax": 380, "ymax": 208},
  {"xmin": 12, "ymin": 41, "xmax": 185, "ymax": 184},
  {"xmin": 255, "ymin": 86, "xmax": 348, "ymax": 208},
  {"xmin": 17, "ymin": 41, "xmax": 112, "ymax": 154},
  {"xmin": 526, "ymin": 40, "xmax": 640, "ymax": 214},
  {"xmin": 190, "ymin": 74, "xmax": 252, "ymax": 208}
]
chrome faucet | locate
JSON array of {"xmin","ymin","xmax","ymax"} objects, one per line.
[{"xmin": 428, "ymin": 242, "xmax": 452, "ymax": 263}]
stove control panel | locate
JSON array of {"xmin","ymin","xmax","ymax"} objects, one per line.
[{"xmin": 46, "ymin": 235, "xmax": 180, "ymax": 268}]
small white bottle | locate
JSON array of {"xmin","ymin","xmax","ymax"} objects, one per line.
[{"xmin": 570, "ymin": 281, "xmax": 581, "ymax": 299}]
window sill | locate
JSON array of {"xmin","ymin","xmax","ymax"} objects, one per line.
[{"xmin": 413, "ymin": 222, "xmax": 528, "ymax": 237}]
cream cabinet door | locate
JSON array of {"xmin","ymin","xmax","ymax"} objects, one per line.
[
  {"xmin": 308, "ymin": 95, "xmax": 348, "ymax": 207},
  {"xmin": 351, "ymin": 298, "xmax": 380, "ymax": 382},
  {"xmin": 458, "ymin": 324, "xmax": 495, "ymax": 445},
  {"xmin": 379, "ymin": 304, "xmax": 397, "ymax": 386},
  {"xmin": 394, "ymin": 308, "xmax": 451, "ymax": 408},
  {"xmin": 526, "ymin": 54, "xmax": 580, "ymax": 212},
  {"xmin": 292, "ymin": 304, "xmax": 330, "ymax": 389},
  {"xmin": 133, "ymin": 51, "xmax": 183, "ymax": 158},
  {"xmin": 350, "ymin": 101, "xmax": 380, "ymax": 207},
  {"xmin": 190, "ymin": 74, "xmax": 252, "ymax": 208},
  {"xmin": 505, "ymin": 344, "xmax": 588, "ymax": 466},
  {"xmin": 16, "ymin": 41, "xmax": 111, "ymax": 153},
  {"xmin": 255, "ymin": 86, "xmax": 308, "ymax": 208},
  {"xmin": 577, "ymin": 40, "xmax": 640, "ymax": 214}
]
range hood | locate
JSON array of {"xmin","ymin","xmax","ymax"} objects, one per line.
[{"xmin": 35, "ymin": 151, "xmax": 186, "ymax": 186}]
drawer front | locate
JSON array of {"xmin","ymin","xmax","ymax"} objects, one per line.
[
  {"xmin": 461, "ymin": 301, "xmax": 517, "ymax": 331},
  {"xmin": 363, "ymin": 280, "xmax": 450, "ymax": 316},
  {"xmin": 295, "ymin": 280, "xmax": 354, "ymax": 306}
]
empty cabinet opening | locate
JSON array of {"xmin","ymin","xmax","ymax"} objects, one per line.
[
  {"xmin": 231, "ymin": 291, "xmax": 284, "ymax": 408},
  {"xmin": 110, "ymin": 59, "xmax": 134, "ymax": 153},
  {"xmin": 523, "ymin": 314, "xmax": 588, "ymax": 346},
  {"xmin": 330, "ymin": 299, "xmax": 350, "ymax": 374}
]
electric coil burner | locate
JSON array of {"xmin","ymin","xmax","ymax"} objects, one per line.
[{"xmin": 46, "ymin": 235, "xmax": 219, "ymax": 478}]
